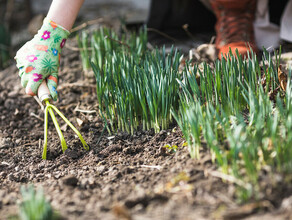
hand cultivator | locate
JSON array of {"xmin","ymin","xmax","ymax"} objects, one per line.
[{"xmin": 37, "ymin": 81, "xmax": 89, "ymax": 159}]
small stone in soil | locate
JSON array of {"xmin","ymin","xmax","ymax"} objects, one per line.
[
  {"xmin": 0, "ymin": 137, "xmax": 13, "ymax": 149},
  {"xmin": 7, "ymin": 173, "xmax": 16, "ymax": 181},
  {"xmin": 65, "ymin": 149, "xmax": 79, "ymax": 159},
  {"xmin": 62, "ymin": 175, "xmax": 79, "ymax": 187},
  {"xmin": 112, "ymin": 203, "xmax": 132, "ymax": 220}
]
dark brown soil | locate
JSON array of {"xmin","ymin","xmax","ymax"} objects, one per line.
[{"xmin": 1, "ymin": 39, "xmax": 292, "ymax": 220}]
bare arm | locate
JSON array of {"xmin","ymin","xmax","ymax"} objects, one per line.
[{"xmin": 47, "ymin": 0, "xmax": 85, "ymax": 30}]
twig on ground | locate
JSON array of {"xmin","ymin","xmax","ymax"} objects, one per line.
[
  {"xmin": 140, "ymin": 165, "xmax": 162, "ymax": 170},
  {"xmin": 107, "ymin": 136, "xmax": 115, "ymax": 140},
  {"xmin": 147, "ymin": 28, "xmax": 177, "ymax": 42},
  {"xmin": 206, "ymin": 170, "xmax": 251, "ymax": 190},
  {"xmin": 104, "ymin": 35, "xmax": 131, "ymax": 49},
  {"xmin": 1, "ymin": 161, "xmax": 10, "ymax": 166},
  {"xmin": 23, "ymin": 141, "xmax": 39, "ymax": 146},
  {"xmin": 182, "ymin": 24, "xmax": 197, "ymax": 42},
  {"xmin": 59, "ymin": 103, "xmax": 76, "ymax": 110},
  {"xmin": 210, "ymin": 36, "xmax": 216, "ymax": 44},
  {"xmin": 39, "ymin": 139, "xmax": 42, "ymax": 149},
  {"xmin": 33, "ymin": 96, "xmax": 45, "ymax": 111},
  {"xmin": 214, "ymin": 192, "xmax": 238, "ymax": 208},
  {"xmin": 74, "ymin": 108, "xmax": 97, "ymax": 114},
  {"xmin": 65, "ymin": 43, "xmax": 92, "ymax": 51},
  {"xmin": 74, "ymin": 102, "xmax": 97, "ymax": 114},
  {"xmin": 58, "ymin": 82, "xmax": 96, "ymax": 90},
  {"xmin": 30, "ymin": 112, "xmax": 44, "ymax": 121},
  {"xmin": 71, "ymin": 18, "xmax": 104, "ymax": 33}
]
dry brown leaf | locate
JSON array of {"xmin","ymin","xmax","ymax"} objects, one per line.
[
  {"xmin": 112, "ymin": 203, "xmax": 132, "ymax": 220},
  {"xmin": 278, "ymin": 64, "xmax": 287, "ymax": 91},
  {"xmin": 222, "ymin": 201, "xmax": 274, "ymax": 219}
]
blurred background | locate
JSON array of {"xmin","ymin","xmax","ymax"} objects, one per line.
[
  {"xmin": 0, "ymin": 0, "xmax": 216, "ymax": 69},
  {"xmin": 0, "ymin": 0, "xmax": 289, "ymax": 70}
]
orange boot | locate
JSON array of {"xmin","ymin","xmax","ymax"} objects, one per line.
[{"xmin": 210, "ymin": 0, "xmax": 258, "ymax": 59}]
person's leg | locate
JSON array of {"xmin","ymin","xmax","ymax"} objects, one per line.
[
  {"xmin": 210, "ymin": 0, "xmax": 258, "ymax": 58},
  {"xmin": 280, "ymin": 0, "xmax": 292, "ymax": 43},
  {"xmin": 147, "ymin": 0, "xmax": 170, "ymax": 30},
  {"xmin": 254, "ymin": 0, "xmax": 281, "ymax": 51},
  {"xmin": 199, "ymin": 0, "xmax": 212, "ymax": 11}
]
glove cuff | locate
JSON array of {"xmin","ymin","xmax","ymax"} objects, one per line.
[
  {"xmin": 43, "ymin": 17, "xmax": 70, "ymax": 35},
  {"xmin": 36, "ymin": 17, "xmax": 71, "ymax": 51}
]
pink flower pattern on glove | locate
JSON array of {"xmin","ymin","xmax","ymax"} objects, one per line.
[
  {"xmin": 26, "ymin": 55, "xmax": 38, "ymax": 62},
  {"xmin": 33, "ymin": 73, "xmax": 43, "ymax": 82},
  {"xmin": 42, "ymin": 31, "xmax": 51, "ymax": 40},
  {"xmin": 60, "ymin": 39, "xmax": 66, "ymax": 48}
]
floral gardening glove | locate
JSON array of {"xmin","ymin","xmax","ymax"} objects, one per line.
[{"xmin": 15, "ymin": 17, "xmax": 70, "ymax": 101}]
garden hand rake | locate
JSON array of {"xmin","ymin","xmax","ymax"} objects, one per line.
[{"xmin": 37, "ymin": 81, "xmax": 89, "ymax": 159}]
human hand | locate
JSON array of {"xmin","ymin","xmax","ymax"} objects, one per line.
[{"xmin": 15, "ymin": 17, "xmax": 70, "ymax": 101}]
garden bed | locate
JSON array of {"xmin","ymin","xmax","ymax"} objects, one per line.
[{"xmin": 1, "ymin": 38, "xmax": 292, "ymax": 219}]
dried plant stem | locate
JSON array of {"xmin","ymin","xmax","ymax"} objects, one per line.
[{"xmin": 71, "ymin": 18, "xmax": 104, "ymax": 33}]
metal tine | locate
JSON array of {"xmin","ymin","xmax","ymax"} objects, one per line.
[{"xmin": 41, "ymin": 100, "xmax": 89, "ymax": 160}]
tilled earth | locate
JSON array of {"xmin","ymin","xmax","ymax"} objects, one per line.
[{"xmin": 1, "ymin": 40, "xmax": 292, "ymax": 220}]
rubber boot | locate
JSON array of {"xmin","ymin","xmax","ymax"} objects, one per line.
[{"xmin": 210, "ymin": 0, "xmax": 258, "ymax": 59}]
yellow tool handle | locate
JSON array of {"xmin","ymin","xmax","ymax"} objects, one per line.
[{"xmin": 38, "ymin": 80, "xmax": 52, "ymax": 103}]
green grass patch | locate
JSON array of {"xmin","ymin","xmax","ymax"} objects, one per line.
[
  {"xmin": 173, "ymin": 49, "xmax": 292, "ymax": 200},
  {"xmin": 78, "ymin": 26, "xmax": 292, "ymax": 201},
  {"xmin": 78, "ymin": 27, "xmax": 182, "ymax": 134},
  {"xmin": 12, "ymin": 185, "xmax": 60, "ymax": 220}
]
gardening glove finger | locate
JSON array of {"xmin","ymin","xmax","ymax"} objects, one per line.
[
  {"xmin": 20, "ymin": 69, "xmax": 43, "ymax": 96},
  {"xmin": 47, "ymin": 72, "xmax": 59, "ymax": 101},
  {"xmin": 14, "ymin": 17, "xmax": 70, "ymax": 100}
]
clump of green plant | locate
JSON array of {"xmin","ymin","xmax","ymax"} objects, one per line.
[
  {"xmin": 77, "ymin": 26, "xmax": 147, "ymax": 73},
  {"xmin": 18, "ymin": 185, "xmax": 59, "ymax": 220},
  {"xmin": 173, "ymin": 49, "xmax": 292, "ymax": 200},
  {"xmin": 163, "ymin": 144, "xmax": 178, "ymax": 153},
  {"xmin": 78, "ymin": 26, "xmax": 185, "ymax": 134},
  {"xmin": 91, "ymin": 46, "xmax": 182, "ymax": 134}
]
